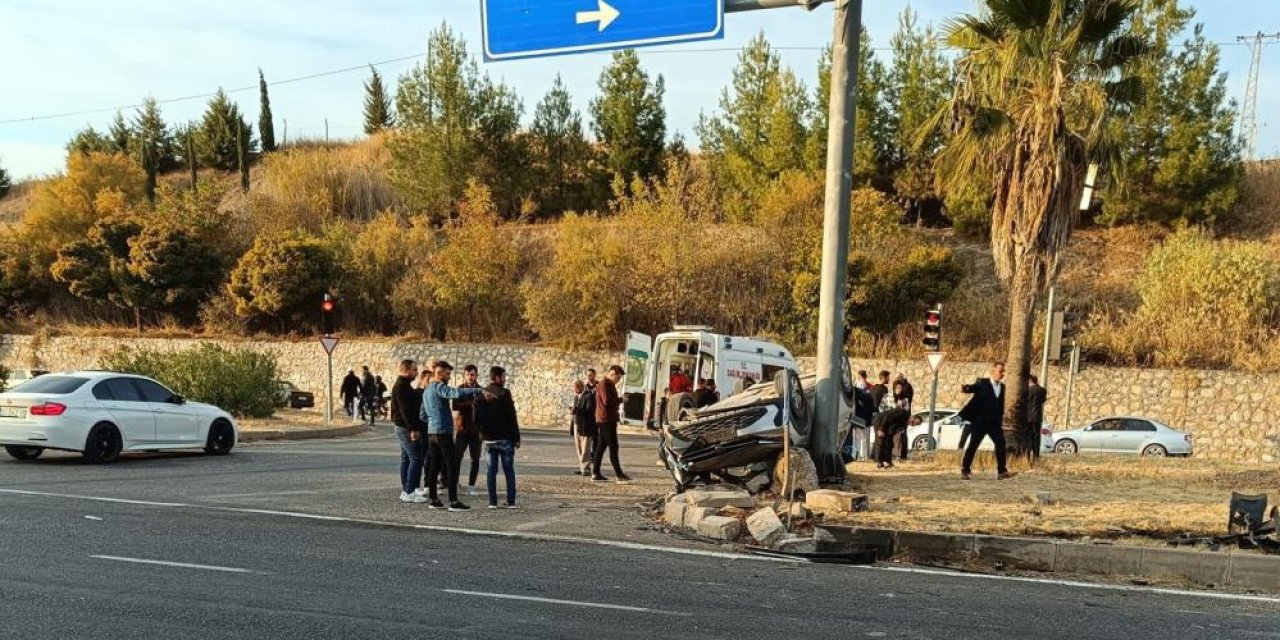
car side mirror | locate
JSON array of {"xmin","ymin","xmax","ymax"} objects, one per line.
[{"xmin": 170, "ymin": 395, "xmax": 186, "ymax": 405}]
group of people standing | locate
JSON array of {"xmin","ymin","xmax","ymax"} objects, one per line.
[
  {"xmin": 389, "ymin": 359, "xmax": 521, "ymax": 511},
  {"xmin": 340, "ymin": 366, "xmax": 387, "ymax": 426},
  {"xmin": 851, "ymin": 369, "xmax": 915, "ymax": 469},
  {"xmin": 568, "ymin": 366, "xmax": 631, "ymax": 482}
]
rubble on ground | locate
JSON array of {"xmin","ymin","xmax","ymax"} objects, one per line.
[{"xmin": 772, "ymin": 449, "xmax": 820, "ymax": 496}]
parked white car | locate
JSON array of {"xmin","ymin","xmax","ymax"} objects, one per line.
[
  {"xmin": 871, "ymin": 408, "xmax": 1054, "ymax": 455},
  {"xmin": 0, "ymin": 371, "xmax": 238, "ymax": 464},
  {"xmin": 1052, "ymin": 416, "xmax": 1192, "ymax": 457}
]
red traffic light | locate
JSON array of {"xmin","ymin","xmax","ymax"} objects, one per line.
[
  {"xmin": 924, "ymin": 310, "xmax": 941, "ymax": 327},
  {"xmin": 322, "ymin": 300, "xmax": 335, "ymax": 313}
]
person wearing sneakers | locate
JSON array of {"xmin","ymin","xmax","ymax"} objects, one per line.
[
  {"xmin": 958, "ymin": 362, "xmax": 1016, "ymax": 481},
  {"xmin": 420, "ymin": 361, "xmax": 493, "ymax": 511},
  {"xmin": 389, "ymin": 359, "xmax": 428, "ymax": 504},
  {"xmin": 475, "ymin": 366, "xmax": 521, "ymax": 509},
  {"xmin": 453, "ymin": 364, "xmax": 484, "ymax": 497},
  {"xmin": 592, "ymin": 365, "xmax": 630, "ymax": 483}
]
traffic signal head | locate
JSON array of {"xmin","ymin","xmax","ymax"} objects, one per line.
[
  {"xmin": 320, "ymin": 293, "xmax": 336, "ymax": 335},
  {"xmin": 922, "ymin": 309, "xmax": 942, "ymax": 351}
]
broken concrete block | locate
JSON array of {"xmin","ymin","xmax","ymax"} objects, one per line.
[
  {"xmin": 805, "ymin": 489, "xmax": 869, "ymax": 515},
  {"xmin": 746, "ymin": 507, "xmax": 788, "ymax": 547},
  {"xmin": 744, "ymin": 473, "xmax": 772, "ymax": 495},
  {"xmin": 773, "ymin": 449, "xmax": 820, "ymax": 496},
  {"xmin": 813, "ymin": 527, "xmax": 837, "ymax": 543},
  {"xmin": 775, "ymin": 535, "xmax": 818, "ymax": 554},
  {"xmin": 684, "ymin": 489, "xmax": 755, "ymax": 509},
  {"xmin": 683, "ymin": 506, "xmax": 719, "ymax": 530},
  {"xmin": 668, "ymin": 492, "xmax": 689, "ymax": 505},
  {"xmin": 697, "ymin": 515, "xmax": 744, "ymax": 541},
  {"xmin": 663, "ymin": 500, "xmax": 688, "ymax": 527}
]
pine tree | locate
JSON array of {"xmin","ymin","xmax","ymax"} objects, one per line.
[
  {"xmin": 697, "ymin": 34, "xmax": 811, "ymax": 217},
  {"xmin": 67, "ymin": 126, "xmax": 114, "ymax": 156},
  {"xmin": 1101, "ymin": 0, "xmax": 1242, "ymax": 226},
  {"xmin": 885, "ymin": 9, "xmax": 952, "ymax": 223},
  {"xmin": 133, "ymin": 97, "xmax": 177, "ymax": 173},
  {"xmin": 363, "ymin": 66, "xmax": 394, "ymax": 135},
  {"xmin": 258, "ymin": 69, "xmax": 277, "ymax": 153},
  {"xmin": 197, "ymin": 89, "xmax": 255, "ymax": 171},
  {"xmin": 531, "ymin": 75, "xmax": 600, "ymax": 216},
  {"xmin": 590, "ymin": 50, "xmax": 668, "ymax": 186},
  {"xmin": 108, "ymin": 112, "xmax": 133, "ymax": 155}
]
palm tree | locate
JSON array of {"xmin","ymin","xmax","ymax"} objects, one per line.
[{"xmin": 929, "ymin": 0, "xmax": 1149, "ymax": 454}]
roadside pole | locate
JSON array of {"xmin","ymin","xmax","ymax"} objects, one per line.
[
  {"xmin": 1063, "ymin": 343, "xmax": 1080, "ymax": 431},
  {"xmin": 811, "ymin": 0, "xmax": 862, "ymax": 484},
  {"xmin": 319, "ymin": 335, "xmax": 340, "ymax": 427},
  {"xmin": 1039, "ymin": 286, "xmax": 1056, "ymax": 390},
  {"xmin": 926, "ymin": 353, "xmax": 943, "ymax": 446}
]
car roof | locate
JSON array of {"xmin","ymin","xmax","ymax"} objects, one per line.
[{"xmin": 43, "ymin": 370, "xmax": 145, "ymax": 381}]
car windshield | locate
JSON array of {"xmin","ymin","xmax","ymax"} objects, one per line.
[{"xmin": 8, "ymin": 375, "xmax": 89, "ymax": 395}]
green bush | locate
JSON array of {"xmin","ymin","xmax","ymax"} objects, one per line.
[{"xmin": 101, "ymin": 343, "xmax": 280, "ymax": 418}]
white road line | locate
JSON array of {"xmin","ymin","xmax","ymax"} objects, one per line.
[
  {"xmin": 7, "ymin": 488, "xmax": 1280, "ymax": 604},
  {"xmin": 90, "ymin": 555, "xmax": 265, "ymax": 574},
  {"xmin": 853, "ymin": 564, "xmax": 1280, "ymax": 605},
  {"xmin": 441, "ymin": 589, "xmax": 687, "ymax": 615}
]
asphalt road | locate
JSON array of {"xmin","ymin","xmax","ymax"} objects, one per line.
[{"xmin": 2, "ymin": 428, "xmax": 1278, "ymax": 639}]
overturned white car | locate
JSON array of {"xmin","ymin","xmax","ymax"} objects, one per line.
[{"xmin": 657, "ymin": 362, "xmax": 860, "ymax": 492}]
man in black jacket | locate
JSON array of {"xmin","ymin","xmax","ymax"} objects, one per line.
[
  {"xmin": 958, "ymin": 362, "xmax": 1015, "ymax": 480},
  {"xmin": 475, "ymin": 366, "xmax": 521, "ymax": 509},
  {"xmin": 360, "ymin": 367, "xmax": 378, "ymax": 425},
  {"xmin": 340, "ymin": 370, "xmax": 360, "ymax": 417},
  {"xmin": 389, "ymin": 359, "xmax": 428, "ymax": 503}
]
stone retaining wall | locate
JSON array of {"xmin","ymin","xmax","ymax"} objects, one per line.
[{"xmin": 2, "ymin": 333, "xmax": 1277, "ymax": 463}]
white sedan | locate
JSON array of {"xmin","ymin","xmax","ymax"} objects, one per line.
[
  {"xmin": 876, "ymin": 408, "xmax": 1055, "ymax": 455},
  {"xmin": 1052, "ymin": 417, "xmax": 1192, "ymax": 457},
  {"xmin": 0, "ymin": 371, "xmax": 238, "ymax": 464}
]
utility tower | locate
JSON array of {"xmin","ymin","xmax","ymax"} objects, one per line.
[{"xmin": 1237, "ymin": 31, "xmax": 1280, "ymax": 161}]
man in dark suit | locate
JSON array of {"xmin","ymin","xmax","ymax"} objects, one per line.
[{"xmin": 958, "ymin": 362, "xmax": 1015, "ymax": 480}]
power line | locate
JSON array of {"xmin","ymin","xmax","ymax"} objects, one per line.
[{"xmin": 0, "ymin": 38, "xmax": 1255, "ymax": 128}]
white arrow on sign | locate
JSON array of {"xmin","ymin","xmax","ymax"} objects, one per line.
[
  {"xmin": 320, "ymin": 336, "xmax": 340, "ymax": 355},
  {"xmin": 926, "ymin": 352, "xmax": 944, "ymax": 374},
  {"xmin": 576, "ymin": 0, "xmax": 621, "ymax": 32}
]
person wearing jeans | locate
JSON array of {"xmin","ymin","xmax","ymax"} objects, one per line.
[
  {"xmin": 475, "ymin": 366, "xmax": 521, "ymax": 508},
  {"xmin": 453, "ymin": 365, "xmax": 484, "ymax": 495},
  {"xmin": 420, "ymin": 361, "xmax": 491, "ymax": 511},
  {"xmin": 389, "ymin": 360, "xmax": 427, "ymax": 503}
]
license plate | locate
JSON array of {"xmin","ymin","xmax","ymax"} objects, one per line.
[{"xmin": 0, "ymin": 406, "xmax": 24, "ymax": 418}]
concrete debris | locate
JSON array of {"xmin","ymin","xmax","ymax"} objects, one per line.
[
  {"xmin": 697, "ymin": 515, "xmax": 744, "ymax": 541},
  {"xmin": 743, "ymin": 472, "xmax": 772, "ymax": 495},
  {"xmin": 663, "ymin": 500, "xmax": 688, "ymax": 527},
  {"xmin": 777, "ymin": 502, "xmax": 809, "ymax": 522},
  {"xmin": 683, "ymin": 506, "xmax": 719, "ymax": 531},
  {"xmin": 773, "ymin": 449, "xmax": 820, "ymax": 496},
  {"xmin": 684, "ymin": 489, "xmax": 755, "ymax": 510},
  {"xmin": 747, "ymin": 507, "xmax": 788, "ymax": 547},
  {"xmin": 806, "ymin": 489, "xmax": 869, "ymax": 515}
]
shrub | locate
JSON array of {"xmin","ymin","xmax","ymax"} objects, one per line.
[
  {"xmin": 248, "ymin": 137, "xmax": 398, "ymax": 235},
  {"xmin": 101, "ymin": 343, "xmax": 280, "ymax": 418},
  {"xmin": 227, "ymin": 233, "xmax": 337, "ymax": 331}
]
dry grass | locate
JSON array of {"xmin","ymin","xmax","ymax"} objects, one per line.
[{"xmin": 838, "ymin": 452, "xmax": 1280, "ymax": 544}]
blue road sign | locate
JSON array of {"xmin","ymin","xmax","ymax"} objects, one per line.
[{"xmin": 481, "ymin": 0, "xmax": 725, "ymax": 62}]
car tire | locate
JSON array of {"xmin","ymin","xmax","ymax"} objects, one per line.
[
  {"xmin": 667, "ymin": 392, "xmax": 695, "ymax": 424},
  {"xmin": 1053, "ymin": 439, "xmax": 1078, "ymax": 455},
  {"xmin": 4, "ymin": 445, "xmax": 44, "ymax": 461},
  {"xmin": 1142, "ymin": 444, "xmax": 1168, "ymax": 457},
  {"xmin": 82, "ymin": 423, "xmax": 123, "ymax": 464},
  {"xmin": 205, "ymin": 419, "xmax": 236, "ymax": 456},
  {"xmin": 912, "ymin": 435, "xmax": 935, "ymax": 451}
]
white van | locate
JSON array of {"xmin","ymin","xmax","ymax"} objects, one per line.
[{"xmin": 622, "ymin": 326, "xmax": 799, "ymax": 428}]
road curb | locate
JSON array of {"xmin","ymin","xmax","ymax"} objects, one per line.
[
  {"xmin": 823, "ymin": 526, "xmax": 1280, "ymax": 592},
  {"xmin": 239, "ymin": 424, "xmax": 368, "ymax": 443}
]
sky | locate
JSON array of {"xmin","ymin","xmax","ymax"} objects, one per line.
[{"xmin": 1, "ymin": 0, "xmax": 1277, "ymax": 181}]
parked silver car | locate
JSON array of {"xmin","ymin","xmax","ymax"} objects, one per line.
[{"xmin": 1052, "ymin": 416, "xmax": 1192, "ymax": 457}]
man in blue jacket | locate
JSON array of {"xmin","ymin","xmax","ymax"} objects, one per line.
[{"xmin": 420, "ymin": 361, "xmax": 492, "ymax": 511}]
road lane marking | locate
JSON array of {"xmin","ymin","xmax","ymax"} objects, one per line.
[
  {"xmin": 852, "ymin": 564, "xmax": 1280, "ymax": 605},
  {"xmin": 9, "ymin": 488, "xmax": 1280, "ymax": 605},
  {"xmin": 90, "ymin": 555, "xmax": 265, "ymax": 574},
  {"xmin": 441, "ymin": 589, "xmax": 688, "ymax": 615}
]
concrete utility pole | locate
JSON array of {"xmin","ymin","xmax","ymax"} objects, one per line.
[{"xmin": 811, "ymin": 0, "xmax": 861, "ymax": 483}]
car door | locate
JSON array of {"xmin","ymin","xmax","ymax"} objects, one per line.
[
  {"xmin": 935, "ymin": 413, "xmax": 966, "ymax": 449},
  {"xmin": 1114, "ymin": 419, "xmax": 1156, "ymax": 454},
  {"xmin": 1081, "ymin": 419, "xmax": 1120, "ymax": 452},
  {"xmin": 133, "ymin": 378, "xmax": 201, "ymax": 444},
  {"xmin": 96, "ymin": 378, "xmax": 157, "ymax": 447},
  {"xmin": 621, "ymin": 331, "xmax": 652, "ymax": 427}
]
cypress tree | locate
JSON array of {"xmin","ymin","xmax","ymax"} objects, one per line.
[
  {"xmin": 363, "ymin": 66, "xmax": 394, "ymax": 135},
  {"xmin": 258, "ymin": 69, "xmax": 277, "ymax": 152},
  {"xmin": 0, "ymin": 159, "xmax": 10, "ymax": 198}
]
